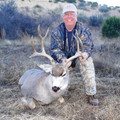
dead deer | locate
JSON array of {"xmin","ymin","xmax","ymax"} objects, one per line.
[{"xmin": 18, "ymin": 25, "xmax": 83, "ymax": 109}]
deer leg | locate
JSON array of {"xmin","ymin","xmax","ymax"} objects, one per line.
[
  {"xmin": 21, "ymin": 97, "xmax": 36, "ymax": 109},
  {"xmin": 27, "ymin": 98, "xmax": 36, "ymax": 109}
]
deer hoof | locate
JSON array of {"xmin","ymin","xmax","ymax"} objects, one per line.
[
  {"xmin": 58, "ymin": 96, "xmax": 65, "ymax": 104},
  {"xmin": 28, "ymin": 98, "xmax": 36, "ymax": 110},
  {"xmin": 29, "ymin": 103, "xmax": 36, "ymax": 110}
]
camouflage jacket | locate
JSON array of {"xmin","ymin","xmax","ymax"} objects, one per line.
[{"xmin": 50, "ymin": 21, "xmax": 94, "ymax": 67}]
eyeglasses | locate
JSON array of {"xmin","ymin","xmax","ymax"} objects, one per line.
[{"xmin": 64, "ymin": 12, "xmax": 76, "ymax": 17}]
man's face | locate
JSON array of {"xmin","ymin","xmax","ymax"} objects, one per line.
[{"xmin": 63, "ymin": 11, "xmax": 77, "ymax": 28}]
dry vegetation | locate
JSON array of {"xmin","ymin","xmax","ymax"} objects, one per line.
[{"xmin": 0, "ymin": 0, "xmax": 120, "ymax": 120}]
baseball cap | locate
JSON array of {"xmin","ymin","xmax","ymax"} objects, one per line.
[{"xmin": 62, "ymin": 4, "xmax": 77, "ymax": 14}]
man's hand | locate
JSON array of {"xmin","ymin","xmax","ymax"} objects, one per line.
[{"xmin": 79, "ymin": 52, "xmax": 88, "ymax": 62}]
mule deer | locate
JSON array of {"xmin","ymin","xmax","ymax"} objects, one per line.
[{"xmin": 18, "ymin": 25, "xmax": 83, "ymax": 109}]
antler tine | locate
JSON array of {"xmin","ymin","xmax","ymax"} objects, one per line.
[
  {"xmin": 29, "ymin": 36, "xmax": 40, "ymax": 59},
  {"xmin": 29, "ymin": 25, "xmax": 55, "ymax": 65},
  {"xmin": 75, "ymin": 30, "xmax": 84, "ymax": 53},
  {"xmin": 73, "ymin": 34, "xmax": 80, "ymax": 52},
  {"xmin": 31, "ymin": 36, "xmax": 36, "ymax": 53},
  {"xmin": 37, "ymin": 25, "xmax": 42, "ymax": 40},
  {"xmin": 38, "ymin": 25, "xmax": 45, "ymax": 53},
  {"xmin": 44, "ymin": 27, "xmax": 49, "ymax": 39},
  {"xmin": 78, "ymin": 38, "xmax": 84, "ymax": 53}
]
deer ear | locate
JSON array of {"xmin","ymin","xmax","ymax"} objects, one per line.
[{"xmin": 37, "ymin": 64, "xmax": 52, "ymax": 73}]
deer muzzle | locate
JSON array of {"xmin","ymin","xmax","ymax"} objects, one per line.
[{"xmin": 52, "ymin": 86, "xmax": 60, "ymax": 92}]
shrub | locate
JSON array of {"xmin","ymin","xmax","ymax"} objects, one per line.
[
  {"xmin": 60, "ymin": 0, "xmax": 65, "ymax": 2},
  {"xmin": 86, "ymin": 1, "xmax": 92, "ymax": 6},
  {"xmin": 66, "ymin": 0, "xmax": 76, "ymax": 3},
  {"xmin": 54, "ymin": 0, "xmax": 61, "ymax": 3},
  {"xmin": 0, "ymin": 1, "xmax": 52, "ymax": 40},
  {"xmin": 0, "ymin": 0, "xmax": 19, "ymax": 39},
  {"xmin": 14, "ymin": 14, "xmax": 38, "ymax": 36},
  {"xmin": 91, "ymin": 2, "xmax": 98, "ymax": 8},
  {"xmin": 102, "ymin": 13, "xmax": 109, "ymax": 18},
  {"xmin": 49, "ymin": 0, "xmax": 52, "ymax": 2},
  {"xmin": 102, "ymin": 16, "xmax": 120, "ymax": 38},
  {"xmin": 88, "ymin": 15, "xmax": 103, "ymax": 27},
  {"xmin": 78, "ymin": 3, "xmax": 85, "ymax": 7},
  {"xmin": 78, "ymin": 3, "xmax": 89, "ymax": 11},
  {"xmin": 99, "ymin": 5, "xmax": 109, "ymax": 12},
  {"xmin": 0, "ymin": 1, "xmax": 39, "ymax": 40},
  {"xmin": 34, "ymin": 5, "xmax": 42, "ymax": 8},
  {"xmin": 0, "ymin": 0, "xmax": 17, "ymax": 16},
  {"xmin": 0, "ymin": 1, "xmax": 62, "ymax": 40},
  {"xmin": 78, "ymin": 0, "xmax": 85, "ymax": 3},
  {"xmin": 118, "ymin": 9, "xmax": 120, "ymax": 13},
  {"xmin": 78, "ymin": 13, "xmax": 88, "ymax": 23}
]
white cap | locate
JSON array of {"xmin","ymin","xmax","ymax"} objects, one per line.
[{"xmin": 62, "ymin": 4, "xmax": 77, "ymax": 14}]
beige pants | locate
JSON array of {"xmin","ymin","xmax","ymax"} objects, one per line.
[{"xmin": 79, "ymin": 57, "xmax": 96, "ymax": 95}]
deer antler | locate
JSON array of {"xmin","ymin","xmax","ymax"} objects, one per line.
[
  {"xmin": 29, "ymin": 25, "xmax": 55, "ymax": 65},
  {"xmin": 65, "ymin": 30, "xmax": 84, "ymax": 65},
  {"xmin": 75, "ymin": 29, "xmax": 84, "ymax": 53}
]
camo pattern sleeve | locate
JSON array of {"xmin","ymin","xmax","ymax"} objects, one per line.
[
  {"xmin": 76, "ymin": 22, "xmax": 94, "ymax": 57},
  {"xmin": 50, "ymin": 24, "xmax": 66, "ymax": 63}
]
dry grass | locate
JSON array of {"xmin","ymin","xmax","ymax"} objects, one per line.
[
  {"xmin": 0, "ymin": 70, "xmax": 120, "ymax": 120},
  {"xmin": 0, "ymin": 38, "xmax": 119, "ymax": 120},
  {"xmin": 0, "ymin": 39, "xmax": 119, "ymax": 120}
]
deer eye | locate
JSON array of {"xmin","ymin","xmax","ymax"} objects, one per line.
[{"xmin": 62, "ymin": 73, "xmax": 66, "ymax": 77}]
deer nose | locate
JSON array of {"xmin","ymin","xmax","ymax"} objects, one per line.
[{"xmin": 52, "ymin": 86, "xmax": 60, "ymax": 92}]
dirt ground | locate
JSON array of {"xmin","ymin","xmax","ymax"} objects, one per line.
[
  {"xmin": 0, "ymin": 42, "xmax": 120, "ymax": 120},
  {"xmin": 0, "ymin": 70, "xmax": 120, "ymax": 120}
]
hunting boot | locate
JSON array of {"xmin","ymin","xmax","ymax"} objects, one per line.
[{"xmin": 87, "ymin": 95, "xmax": 99, "ymax": 106}]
